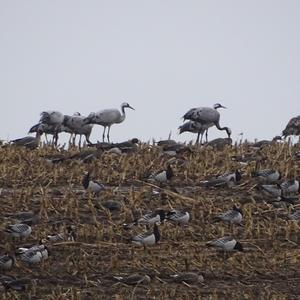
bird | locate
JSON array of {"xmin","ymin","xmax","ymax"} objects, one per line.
[
  {"xmin": 83, "ymin": 102, "xmax": 135, "ymax": 142},
  {"xmin": 131, "ymin": 223, "xmax": 160, "ymax": 247},
  {"xmin": 46, "ymin": 225, "xmax": 77, "ymax": 242},
  {"xmin": 251, "ymin": 169, "xmax": 281, "ymax": 183},
  {"xmin": 170, "ymin": 272, "xmax": 204, "ymax": 284},
  {"xmin": 213, "ymin": 205, "xmax": 243, "ymax": 225},
  {"xmin": 1, "ymin": 278, "xmax": 31, "ymax": 292},
  {"xmin": 62, "ymin": 113, "xmax": 93, "ymax": 146},
  {"xmin": 295, "ymin": 151, "xmax": 300, "ymax": 161},
  {"xmin": 29, "ymin": 122, "xmax": 66, "ymax": 144},
  {"xmin": 288, "ymin": 210, "xmax": 300, "ymax": 220},
  {"xmin": 0, "ymin": 255, "xmax": 15, "ymax": 271},
  {"xmin": 206, "ymin": 236, "xmax": 243, "ymax": 252},
  {"xmin": 179, "ymin": 121, "xmax": 213, "ymax": 144},
  {"xmin": 16, "ymin": 243, "xmax": 49, "ymax": 260},
  {"xmin": 123, "ymin": 210, "xmax": 166, "ymax": 230},
  {"xmin": 282, "ymin": 115, "xmax": 300, "ymax": 137},
  {"xmin": 113, "ymin": 274, "xmax": 151, "ymax": 285},
  {"xmin": 39, "ymin": 110, "xmax": 65, "ymax": 145},
  {"xmin": 256, "ymin": 184, "xmax": 282, "ymax": 198},
  {"xmin": 182, "ymin": 103, "xmax": 231, "ymax": 142},
  {"xmin": 149, "ymin": 165, "xmax": 174, "ymax": 183},
  {"xmin": 280, "ymin": 179, "xmax": 299, "ymax": 195},
  {"xmin": 205, "ymin": 137, "xmax": 232, "ymax": 150},
  {"xmin": 4, "ymin": 223, "xmax": 32, "ymax": 239},
  {"xmin": 18, "ymin": 248, "xmax": 45, "ymax": 264},
  {"xmin": 5, "ymin": 208, "xmax": 40, "ymax": 225},
  {"xmin": 200, "ymin": 170, "xmax": 242, "ymax": 188},
  {"xmin": 166, "ymin": 210, "xmax": 190, "ymax": 225},
  {"xmin": 10, "ymin": 128, "xmax": 43, "ymax": 150},
  {"xmin": 82, "ymin": 172, "xmax": 105, "ymax": 195}
]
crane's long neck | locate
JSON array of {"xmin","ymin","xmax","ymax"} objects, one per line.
[
  {"xmin": 120, "ymin": 105, "xmax": 126, "ymax": 123},
  {"xmin": 215, "ymin": 121, "xmax": 230, "ymax": 137}
]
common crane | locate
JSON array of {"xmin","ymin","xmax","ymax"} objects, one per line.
[
  {"xmin": 39, "ymin": 111, "xmax": 64, "ymax": 146},
  {"xmin": 83, "ymin": 102, "xmax": 135, "ymax": 142},
  {"xmin": 179, "ymin": 120, "xmax": 213, "ymax": 144},
  {"xmin": 63, "ymin": 113, "xmax": 93, "ymax": 146},
  {"xmin": 282, "ymin": 115, "xmax": 300, "ymax": 137},
  {"xmin": 182, "ymin": 103, "xmax": 231, "ymax": 143}
]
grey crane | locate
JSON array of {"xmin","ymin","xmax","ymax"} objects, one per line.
[
  {"xmin": 282, "ymin": 115, "xmax": 300, "ymax": 138},
  {"xmin": 39, "ymin": 111, "xmax": 65, "ymax": 146},
  {"xmin": 63, "ymin": 113, "xmax": 93, "ymax": 146},
  {"xmin": 182, "ymin": 103, "xmax": 231, "ymax": 143},
  {"xmin": 179, "ymin": 120, "xmax": 213, "ymax": 144},
  {"xmin": 29, "ymin": 122, "xmax": 72, "ymax": 145},
  {"xmin": 83, "ymin": 102, "xmax": 135, "ymax": 142}
]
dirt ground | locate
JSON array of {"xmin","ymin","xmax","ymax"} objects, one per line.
[{"xmin": 0, "ymin": 142, "xmax": 299, "ymax": 299}]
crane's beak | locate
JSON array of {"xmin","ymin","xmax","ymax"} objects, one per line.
[
  {"xmin": 221, "ymin": 105, "xmax": 227, "ymax": 109},
  {"xmin": 128, "ymin": 105, "xmax": 135, "ymax": 110}
]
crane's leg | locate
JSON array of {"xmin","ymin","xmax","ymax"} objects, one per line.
[
  {"xmin": 205, "ymin": 129, "xmax": 208, "ymax": 143},
  {"xmin": 68, "ymin": 133, "xmax": 73, "ymax": 146},
  {"xmin": 102, "ymin": 126, "xmax": 106, "ymax": 142},
  {"xmin": 54, "ymin": 132, "xmax": 59, "ymax": 147},
  {"xmin": 72, "ymin": 134, "xmax": 76, "ymax": 146},
  {"xmin": 196, "ymin": 131, "xmax": 201, "ymax": 144},
  {"xmin": 79, "ymin": 134, "xmax": 82, "ymax": 148},
  {"xmin": 200, "ymin": 132, "xmax": 204, "ymax": 145},
  {"xmin": 107, "ymin": 126, "xmax": 111, "ymax": 143}
]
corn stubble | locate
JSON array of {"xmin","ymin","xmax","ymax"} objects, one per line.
[{"xmin": 0, "ymin": 141, "xmax": 299, "ymax": 299}]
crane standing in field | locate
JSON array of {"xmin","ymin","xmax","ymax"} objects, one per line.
[
  {"xmin": 63, "ymin": 113, "xmax": 93, "ymax": 146},
  {"xmin": 83, "ymin": 102, "xmax": 135, "ymax": 142},
  {"xmin": 282, "ymin": 115, "xmax": 300, "ymax": 138},
  {"xmin": 178, "ymin": 120, "xmax": 213, "ymax": 144},
  {"xmin": 182, "ymin": 103, "xmax": 231, "ymax": 143},
  {"xmin": 39, "ymin": 110, "xmax": 65, "ymax": 146}
]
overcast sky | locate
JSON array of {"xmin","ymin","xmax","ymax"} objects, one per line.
[{"xmin": 1, "ymin": 1, "xmax": 299, "ymax": 144}]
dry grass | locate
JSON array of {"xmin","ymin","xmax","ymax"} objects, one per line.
[{"xmin": 0, "ymin": 141, "xmax": 299, "ymax": 299}]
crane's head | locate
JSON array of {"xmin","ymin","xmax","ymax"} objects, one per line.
[
  {"xmin": 213, "ymin": 103, "xmax": 226, "ymax": 110},
  {"xmin": 83, "ymin": 112, "xmax": 96, "ymax": 125},
  {"xmin": 121, "ymin": 102, "xmax": 135, "ymax": 110}
]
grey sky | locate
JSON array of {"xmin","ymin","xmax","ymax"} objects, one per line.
[{"xmin": 1, "ymin": 1, "xmax": 299, "ymax": 144}]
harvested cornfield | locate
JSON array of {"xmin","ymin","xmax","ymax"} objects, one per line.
[{"xmin": 0, "ymin": 141, "xmax": 299, "ymax": 299}]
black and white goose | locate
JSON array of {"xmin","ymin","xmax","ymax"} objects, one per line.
[
  {"xmin": 131, "ymin": 223, "xmax": 160, "ymax": 247},
  {"xmin": 252, "ymin": 169, "xmax": 281, "ymax": 183},
  {"xmin": 149, "ymin": 165, "xmax": 174, "ymax": 183},
  {"xmin": 288, "ymin": 210, "xmax": 300, "ymax": 220},
  {"xmin": 18, "ymin": 249, "xmax": 45, "ymax": 264},
  {"xmin": 123, "ymin": 210, "xmax": 166, "ymax": 230},
  {"xmin": 82, "ymin": 172, "xmax": 105, "ymax": 194},
  {"xmin": 4, "ymin": 223, "xmax": 32, "ymax": 239},
  {"xmin": 113, "ymin": 274, "xmax": 151, "ymax": 285},
  {"xmin": 280, "ymin": 179, "xmax": 299, "ymax": 195},
  {"xmin": 16, "ymin": 242, "xmax": 49, "ymax": 261},
  {"xmin": 0, "ymin": 255, "xmax": 15, "ymax": 271},
  {"xmin": 200, "ymin": 170, "xmax": 242, "ymax": 187},
  {"xmin": 214, "ymin": 205, "xmax": 243, "ymax": 225},
  {"xmin": 206, "ymin": 236, "xmax": 243, "ymax": 252},
  {"xmin": 256, "ymin": 184, "xmax": 282, "ymax": 197},
  {"xmin": 166, "ymin": 210, "xmax": 190, "ymax": 225}
]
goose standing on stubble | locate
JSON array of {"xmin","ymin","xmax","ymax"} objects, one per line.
[
  {"xmin": 282, "ymin": 115, "xmax": 300, "ymax": 138},
  {"xmin": 83, "ymin": 102, "xmax": 135, "ymax": 142},
  {"xmin": 182, "ymin": 103, "xmax": 231, "ymax": 143}
]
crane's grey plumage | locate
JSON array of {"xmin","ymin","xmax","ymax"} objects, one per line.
[
  {"xmin": 39, "ymin": 110, "xmax": 65, "ymax": 145},
  {"xmin": 182, "ymin": 103, "xmax": 231, "ymax": 143},
  {"xmin": 179, "ymin": 121, "xmax": 213, "ymax": 144},
  {"xmin": 83, "ymin": 102, "xmax": 134, "ymax": 142},
  {"xmin": 282, "ymin": 115, "xmax": 300, "ymax": 137},
  {"xmin": 63, "ymin": 113, "xmax": 93, "ymax": 146}
]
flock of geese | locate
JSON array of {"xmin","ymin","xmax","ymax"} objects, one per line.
[{"xmin": 0, "ymin": 102, "xmax": 300, "ymax": 290}]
